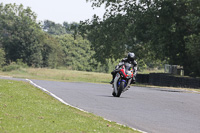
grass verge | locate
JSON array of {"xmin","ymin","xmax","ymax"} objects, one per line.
[
  {"xmin": 0, "ymin": 68, "xmax": 111, "ymax": 84},
  {"xmin": 0, "ymin": 79, "xmax": 139, "ymax": 133}
]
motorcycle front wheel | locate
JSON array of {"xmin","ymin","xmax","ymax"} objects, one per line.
[{"xmin": 115, "ymin": 81, "xmax": 125, "ymax": 97}]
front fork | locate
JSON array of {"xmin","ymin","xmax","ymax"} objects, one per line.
[
  {"xmin": 113, "ymin": 73, "xmax": 132, "ymax": 93},
  {"xmin": 122, "ymin": 78, "xmax": 132, "ymax": 92}
]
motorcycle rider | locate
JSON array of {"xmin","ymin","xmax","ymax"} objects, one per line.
[{"xmin": 110, "ymin": 52, "xmax": 137, "ymax": 84}]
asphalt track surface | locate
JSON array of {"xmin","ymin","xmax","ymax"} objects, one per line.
[{"xmin": 1, "ymin": 77, "xmax": 200, "ymax": 133}]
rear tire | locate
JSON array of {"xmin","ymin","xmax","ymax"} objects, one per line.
[{"xmin": 116, "ymin": 81, "xmax": 125, "ymax": 97}]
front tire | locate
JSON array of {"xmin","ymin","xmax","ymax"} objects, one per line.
[
  {"xmin": 112, "ymin": 92, "xmax": 116, "ymax": 97},
  {"xmin": 116, "ymin": 81, "xmax": 125, "ymax": 97}
]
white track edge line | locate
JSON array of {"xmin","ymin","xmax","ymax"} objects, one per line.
[{"xmin": 26, "ymin": 79, "xmax": 147, "ymax": 133}]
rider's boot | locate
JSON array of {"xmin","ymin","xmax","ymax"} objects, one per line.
[
  {"xmin": 110, "ymin": 79, "xmax": 114, "ymax": 84},
  {"xmin": 110, "ymin": 71, "xmax": 115, "ymax": 84},
  {"xmin": 131, "ymin": 76, "xmax": 136, "ymax": 84}
]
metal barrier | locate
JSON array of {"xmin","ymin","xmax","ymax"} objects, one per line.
[{"xmin": 136, "ymin": 73, "xmax": 200, "ymax": 89}]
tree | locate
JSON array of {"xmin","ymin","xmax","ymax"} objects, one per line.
[
  {"xmin": 82, "ymin": 0, "xmax": 200, "ymax": 76},
  {"xmin": 63, "ymin": 22, "xmax": 80, "ymax": 39},
  {"xmin": 185, "ymin": 34, "xmax": 200, "ymax": 76},
  {"xmin": 0, "ymin": 48, "xmax": 5, "ymax": 66},
  {"xmin": 81, "ymin": 0, "xmax": 156, "ymax": 63},
  {"xmin": 39, "ymin": 33, "xmax": 63, "ymax": 68},
  {"xmin": 56, "ymin": 34, "xmax": 96, "ymax": 71},
  {"xmin": 43, "ymin": 20, "xmax": 80, "ymax": 39},
  {"xmin": 43, "ymin": 20, "xmax": 66, "ymax": 35},
  {"xmin": 137, "ymin": 0, "xmax": 200, "ymax": 75},
  {"xmin": 0, "ymin": 3, "xmax": 43, "ymax": 66}
]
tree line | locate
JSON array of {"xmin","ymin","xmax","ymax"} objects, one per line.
[
  {"xmin": 0, "ymin": 1, "xmax": 200, "ymax": 77},
  {"xmin": 80, "ymin": 0, "xmax": 200, "ymax": 77},
  {"xmin": 0, "ymin": 3, "xmax": 117, "ymax": 73}
]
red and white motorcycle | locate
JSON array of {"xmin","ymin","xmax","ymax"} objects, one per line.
[{"xmin": 112, "ymin": 63, "xmax": 134, "ymax": 97}]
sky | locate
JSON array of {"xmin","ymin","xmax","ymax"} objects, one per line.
[{"xmin": 1, "ymin": 0, "xmax": 105, "ymax": 24}]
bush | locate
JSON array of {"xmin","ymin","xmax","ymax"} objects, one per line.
[
  {"xmin": 0, "ymin": 49, "xmax": 5, "ymax": 67},
  {"xmin": 2, "ymin": 60, "xmax": 28, "ymax": 72},
  {"xmin": 2, "ymin": 62, "xmax": 20, "ymax": 72}
]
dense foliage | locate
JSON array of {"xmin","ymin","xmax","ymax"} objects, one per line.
[
  {"xmin": 0, "ymin": 48, "xmax": 5, "ymax": 66},
  {"xmin": 0, "ymin": 3, "xmax": 61, "ymax": 67},
  {"xmin": 0, "ymin": 3, "xmax": 117, "ymax": 73},
  {"xmin": 56, "ymin": 34, "xmax": 94, "ymax": 71},
  {"xmin": 42, "ymin": 20, "xmax": 79, "ymax": 36},
  {"xmin": 81, "ymin": 0, "xmax": 200, "ymax": 76},
  {"xmin": 1, "ymin": 1, "xmax": 199, "ymax": 77}
]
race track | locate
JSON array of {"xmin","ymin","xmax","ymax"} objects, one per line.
[
  {"xmin": 1, "ymin": 77, "xmax": 200, "ymax": 133},
  {"xmin": 30, "ymin": 79, "xmax": 200, "ymax": 133}
]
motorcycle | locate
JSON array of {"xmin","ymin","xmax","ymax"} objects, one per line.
[{"xmin": 112, "ymin": 63, "xmax": 134, "ymax": 97}]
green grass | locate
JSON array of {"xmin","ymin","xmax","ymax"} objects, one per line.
[
  {"xmin": 139, "ymin": 68, "xmax": 164, "ymax": 74},
  {"xmin": 0, "ymin": 79, "xmax": 139, "ymax": 133},
  {"xmin": 0, "ymin": 68, "xmax": 112, "ymax": 84},
  {"xmin": 0, "ymin": 67, "xmax": 165, "ymax": 84}
]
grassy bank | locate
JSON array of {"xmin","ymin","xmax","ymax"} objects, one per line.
[
  {"xmin": 0, "ymin": 67, "xmax": 164, "ymax": 83},
  {"xmin": 0, "ymin": 79, "xmax": 139, "ymax": 133},
  {"xmin": 0, "ymin": 68, "xmax": 112, "ymax": 83}
]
